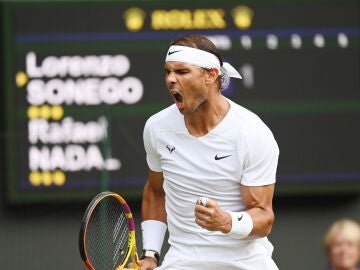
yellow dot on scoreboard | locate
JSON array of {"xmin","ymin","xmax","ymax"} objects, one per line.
[
  {"xmin": 231, "ymin": 6, "xmax": 254, "ymax": 30},
  {"xmin": 42, "ymin": 171, "xmax": 52, "ymax": 186},
  {"xmin": 123, "ymin": 7, "xmax": 145, "ymax": 32},
  {"xmin": 51, "ymin": 105, "xmax": 64, "ymax": 120},
  {"xmin": 40, "ymin": 104, "xmax": 51, "ymax": 119},
  {"xmin": 53, "ymin": 170, "xmax": 66, "ymax": 186},
  {"xmin": 27, "ymin": 106, "xmax": 40, "ymax": 119},
  {"xmin": 15, "ymin": 71, "xmax": 29, "ymax": 88},
  {"xmin": 29, "ymin": 171, "xmax": 41, "ymax": 186}
]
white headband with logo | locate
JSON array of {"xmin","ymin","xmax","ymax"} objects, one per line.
[{"xmin": 165, "ymin": 45, "xmax": 242, "ymax": 79}]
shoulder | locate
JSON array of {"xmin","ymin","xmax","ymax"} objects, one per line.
[
  {"xmin": 227, "ymin": 99, "xmax": 279, "ymax": 155},
  {"xmin": 143, "ymin": 104, "xmax": 185, "ymax": 143},
  {"xmin": 144, "ymin": 104, "xmax": 180, "ymax": 131},
  {"xmin": 228, "ymin": 99, "xmax": 274, "ymax": 138}
]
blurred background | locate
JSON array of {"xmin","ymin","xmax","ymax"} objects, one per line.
[{"xmin": 0, "ymin": 0, "xmax": 359, "ymax": 269}]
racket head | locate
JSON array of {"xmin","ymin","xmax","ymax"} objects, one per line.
[{"xmin": 79, "ymin": 191, "xmax": 138, "ymax": 270}]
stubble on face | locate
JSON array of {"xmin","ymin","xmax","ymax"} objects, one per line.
[{"xmin": 165, "ymin": 62, "xmax": 209, "ymax": 115}]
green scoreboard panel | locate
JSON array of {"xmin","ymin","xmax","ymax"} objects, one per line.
[{"xmin": 2, "ymin": 0, "xmax": 360, "ymax": 203}]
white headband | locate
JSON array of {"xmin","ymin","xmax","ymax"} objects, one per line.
[{"xmin": 165, "ymin": 45, "xmax": 242, "ymax": 79}]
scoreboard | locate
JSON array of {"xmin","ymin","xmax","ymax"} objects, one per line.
[{"xmin": 2, "ymin": 0, "xmax": 360, "ymax": 203}]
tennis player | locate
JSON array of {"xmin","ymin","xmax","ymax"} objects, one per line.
[{"xmin": 139, "ymin": 34, "xmax": 280, "ymax": 270}]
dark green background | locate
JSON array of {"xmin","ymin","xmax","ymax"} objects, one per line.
[
  {"xmin": 2, "ymin": 0, "xmax": 360, "ymax": 203},
  {"xmin": 0, "ymin": 1, "xmax": 359, "ymax": 269}
]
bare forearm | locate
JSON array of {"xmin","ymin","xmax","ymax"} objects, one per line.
[
  {"xmin": 142, "ymin": 181, "xmax": 167, "ymax": 223},
  {"xmin": 141, "ymin": 177, "xmax": 167, "ymax": 262},
  {"xmin": 240, "ymin": 184, "xmax": 275, "ymax": 238},
  {"xmin": 247, "ymin": 207, "xmax": 274, "ymax": 237}
]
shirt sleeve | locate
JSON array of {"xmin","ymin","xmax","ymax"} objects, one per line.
[
  {"xmin": 240, "ymin": 126, "xmax": 280, "ymax": 186},
  {"xmin": 143, "ymin": 119, "xmax": 162, "ymax": 172}
]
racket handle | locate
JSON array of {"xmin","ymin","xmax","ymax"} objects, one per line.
[{"xmin": 122, "ymin": 253, "xmax": 139, "ymax": 270}]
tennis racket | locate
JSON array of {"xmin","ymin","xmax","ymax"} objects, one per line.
[{"xmin": 79, "ymin": 191, "xmax": 139, "ymax": 270}]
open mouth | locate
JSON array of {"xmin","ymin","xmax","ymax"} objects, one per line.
[{"xmin": 171, "ymin": 91, "xmax": 183, "ymax": 104}]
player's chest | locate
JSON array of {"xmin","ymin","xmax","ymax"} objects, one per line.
[{"xmin": 157, "ymin": 134, "xmax": 243, "ymax": 177}]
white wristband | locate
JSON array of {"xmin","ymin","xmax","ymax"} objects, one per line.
[
  {"xmin": 225, "ymin": 211, "xmax": 253, "ymax": 239},
  {"xmin": 141, "ymin": 220, "xmax": 167, "ymax": 253}
]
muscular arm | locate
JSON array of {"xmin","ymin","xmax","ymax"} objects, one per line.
[
  {"xmin": 142, "ymin": 170, "xmax": 167, "ymax": 223},
  {"xmin": 240, "ymin": 183, "xmax": 275, "ymax": 237},
  {"xmin": 138, "ymin": 170, "xmax": 166, "ymax": 270}
]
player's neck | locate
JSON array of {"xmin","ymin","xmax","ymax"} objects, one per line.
[{"xmin": 184, "ymin": 95, "xmax": 229, "ymax": 137}]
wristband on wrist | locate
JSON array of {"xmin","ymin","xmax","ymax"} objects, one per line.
[
  {"xmin": 224, "ymin": 211, "xmax": 253, "ymax": 239},
  {"xmin": 141, "ymin": 220, "xmax": 167, "ymax": 253}
]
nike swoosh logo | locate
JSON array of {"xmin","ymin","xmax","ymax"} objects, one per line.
[
  {"xmin": 214, "ymin": 154, "xmax": 232, "ymax": 160},
  {"xmin": 168, "ymin": 50, "xmax": 181, "ymax": 55},
  {"xmin": 237, "ymin": 214, "xmax": 243, "ymax": 221}
]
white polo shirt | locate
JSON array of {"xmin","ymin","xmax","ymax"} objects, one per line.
[{"xmin": 143, "ymin": 99, "xmax": 279, "ymax": 269}]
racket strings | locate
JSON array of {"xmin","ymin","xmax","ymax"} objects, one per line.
[{"xmin": 85, "ymin": 196, "xmax": 130, "ymax": 270}]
